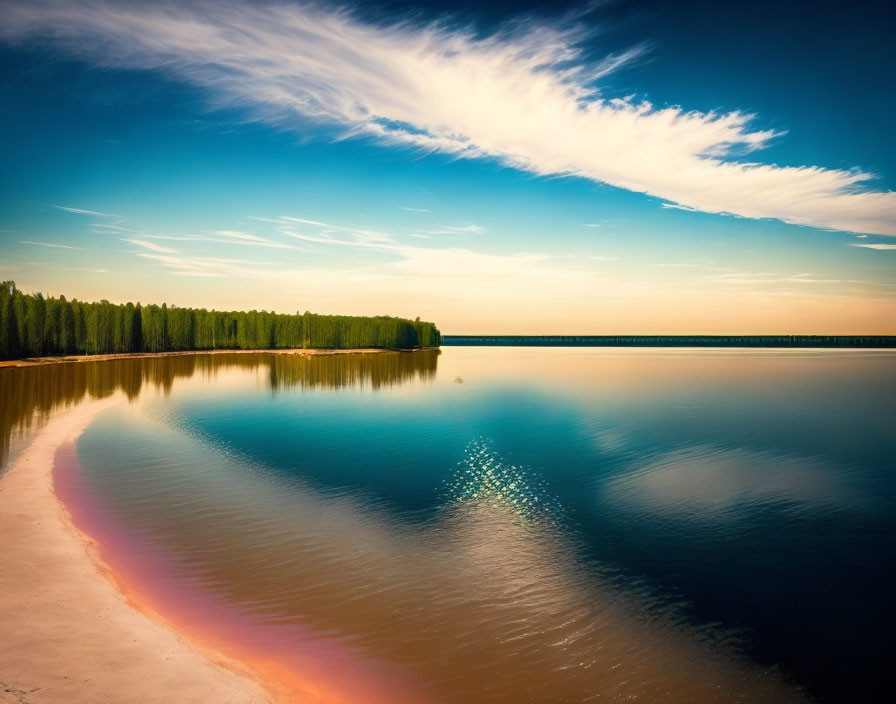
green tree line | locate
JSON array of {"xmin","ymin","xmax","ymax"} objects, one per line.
[{"xmin": 0, "ymin": 281, "xmax": 440, "ymax": 360}]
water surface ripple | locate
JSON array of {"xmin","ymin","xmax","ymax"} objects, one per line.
[{"xmin": 4, "ymin": 348, "xmax": 893, "ymax": 702}]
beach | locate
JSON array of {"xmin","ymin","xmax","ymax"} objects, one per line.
[
  {"xmin": 0, "ymin": 347, "xmax": 430, "ymax": 369},
  {"xmin": 0, "ymin": 397, "xmax": 275, "ymax": 704}
]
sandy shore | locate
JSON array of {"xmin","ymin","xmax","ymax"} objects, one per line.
[
  {"xmin": 0, "ymin": 347, "xmax": 432, "ymax": 369},
  {"xmin": 0, "ymin": 397, "xmax": 276, "ymax": 704}
]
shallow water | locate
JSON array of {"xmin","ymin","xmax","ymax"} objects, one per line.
[{"xmin": 3, "ymin": 348, "xmax": 894, "ymax": 702}]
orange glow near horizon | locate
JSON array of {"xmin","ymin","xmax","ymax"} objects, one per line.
[{"xmin": 8, "ymin": 270, "xmax": 896, "ymax": 336}]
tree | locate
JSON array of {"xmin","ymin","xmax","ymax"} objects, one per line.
[
  {"xmin": 0, "ymin": 281, "xmax": 441, "ymax": 360},
  {"xmin": 59, "ymin": 296, "xmax": 75, "ymax": 353}
]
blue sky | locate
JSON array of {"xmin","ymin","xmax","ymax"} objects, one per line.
[{"xmin": 1, "ymin": 0, "xmax": 894, "ymax": 333}]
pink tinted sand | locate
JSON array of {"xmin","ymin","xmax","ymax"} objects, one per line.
[
  {"xmin": 0, "ymin": 398, "xmax": 275, "ymax": 703},
  {"xmin": 52, "ymin": 442, "xmax": 434, "ymax": 704},
  {"xmin": 0, "ymin": 396, "xmax": 430, "ymax": 704}
]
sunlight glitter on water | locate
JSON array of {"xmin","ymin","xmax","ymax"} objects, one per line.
[{"xmin": 442, "ymin": 437, "xmax": 563, "ymax": 524}]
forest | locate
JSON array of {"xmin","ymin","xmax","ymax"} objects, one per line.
[{"xmin": 0, "ymin": 281, "xmax": 440, "ymax": 360}]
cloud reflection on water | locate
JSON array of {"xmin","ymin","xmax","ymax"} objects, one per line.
[{"xmin": 604, "ymin": 445, "xmax": 863, "ymax": 519}]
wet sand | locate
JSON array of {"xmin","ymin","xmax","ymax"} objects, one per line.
[{"xmin": 0, "ymin": 397, "xmax": 276, "ymax": 704}]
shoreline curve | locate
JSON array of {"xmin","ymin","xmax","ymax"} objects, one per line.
[
  {"xmin": 0, "ymin": 397, "xmax": 277, "ymax": 704},
  {"xmin": 0, "ymin": 347, "xmax": 439, "ymax": 369}
]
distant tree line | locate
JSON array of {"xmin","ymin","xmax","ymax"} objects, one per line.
[
  {"xmin": 442, "ymin": 335, "xmax": 896, "ymax": 348},
  {"xmin": 0, "ymin": 281, "xmax": 441, "ymax": 360}
]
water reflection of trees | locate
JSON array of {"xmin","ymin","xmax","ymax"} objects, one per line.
[
  {"xmin": 267, "ymin": 351, "xmax": 438, "ymax": 391},
  {"xmin": 0, "ymin": 350, "xmax": 439, "ymax": 468}
]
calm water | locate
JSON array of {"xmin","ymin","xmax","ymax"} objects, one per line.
[{"xmin": 2, "ymin": 348, "xmax": 894, "ymax": 702}]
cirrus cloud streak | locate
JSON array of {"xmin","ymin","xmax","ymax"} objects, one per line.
[{"xmin": 2, "ymin": 0, "xmax": 894, "ymax": 235}]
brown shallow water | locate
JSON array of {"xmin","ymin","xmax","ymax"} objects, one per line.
[
  {"xmin": 5, "ymin": 348, "xmax": 895, "ymax": 702},
  {"xmin": 55, "ymin": 426, "xmax": 804, "ymax": 704}
]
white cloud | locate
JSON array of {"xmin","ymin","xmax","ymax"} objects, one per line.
[
  {"xmin": 661, "ymin": 202, "xmax": 700, "ymax": 212},
  {"xmin": 214, "ymin": 230, "xmax": 269, "ymax": 242},
  {"xmin": 136, "ymin": 252, "xmax": 272, "ymax": 278},
  {"xmin": 20, "ymin": 240, "xmax": 83, "ymax": 249},
  {"xmin": 125, "ymin": 237, "xmax": 179, "ymax": 253},
  {"xmin": 136, "ymin": 213, "xmax": 596, "ymax": 300},
  {"xmin": 400, "ymin": 207, "xmax": 430, "ymax": 212},
  {"xmin": 0, "ymin": 1, "xmax": 889, "ymax": 235},
  {"xmin": 49, "ymin": 204, "xmax": 118, "ymax": 217},
  {"xmin": 208, "ymin": 230, "xmax": 301, "ymax": 248},
  {"xmin": 91, "ymin": 222, "xmax": 143, "ymax": 233},
  {"xmin": 850, "ymin": 243, "xmax": 896, "ymax": 251},
  {"xmin": 424, "ymin": 224, "xmax": 486, "ymax": 235},
  {"xmin": 649, "ymin": 263, "xmax": 734, "ymax": 272},
  {"xmin": 278, "ymin": 216, "xmax": 396, "ymax": 248},
  {"xmin": 699, "ymin": 270, "xmax": 896, "ymax": 290},
  {"xmin": 141, "ymin": 232, "xmax": 301, "ymax": 249}
]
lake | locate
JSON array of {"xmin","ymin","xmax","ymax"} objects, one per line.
[{"xmin": 2, "ymin": 348, "xmax": 894, "ymax": 702}]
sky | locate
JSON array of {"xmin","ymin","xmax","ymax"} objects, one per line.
[{"xmin": 0, "ymin": 0, "xmax": 894, "ymax": 334}]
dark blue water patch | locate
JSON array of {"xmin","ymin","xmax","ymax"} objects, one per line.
[
  {"xmin": 590, "ymin": 489, "xmax": 895, "ymax": 701},
  {"xmin": 168, "ymin": 379, "xmax": 893, "ymax": 526},
  {"xmin": 167, "ymin": 385, "xmax": 593, "ymax": 518}
]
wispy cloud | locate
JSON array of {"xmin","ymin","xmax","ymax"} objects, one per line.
[
  {"xmin": 136, "ymin": 253, "xmax": 272, "ymax": 278},
  {"xmin": 91, "ymin": 222, "xmax": 143, "ymax": 234},
  {"xmin": 661, "ymin": 203, "xmax": 700, "ymax": 213},
  {"xmin": 424, "ymin": 224, "xmax": 486, "ymax": 235},
  {"xmin": 20, "ymin": 240, "xmax": 83, "ymax": 249},
  {"xmin": 214, "ymin": 230, "xmax": 270, "ymax": 242},
  {"xmin": 700, "ymin": 270, "xmax": 896, "ymax": 289},
  {"xmin": 400, "ymin": 207, "xmax": 430, "ymax": 212},
  {"xmin": 49, "ymin": 204, "xmax": 118, "ymax": 217},
  {"xmin": 2, "ymin": 1, "xmax": 890, "ymax": 235},
  {"xmin": 208, "ymin": 230, "xmax": 300, "ymax": 249},
  {"xmin": 145, "ymin": 212, "xmax": 587, "ymax": 294},
  {"xmin": 125, "ymin": 238, "xmax": 180, "ymax": 254},
  {"xmin": 649, "ymin": 263, "xmax": 735, "ymax": 272},
  {"xmin": 850, "ymin": 243, "xmax": 896, "ymax": 251},
  {"xmin": 279, "ymin": 216, "xmax": 396, "ymax": 248},
  {"xmin": 48, "ymin": 204, "xmax": 304, "ymax": 252},
  {"xmin": 141, "ymin": 232, "xmax": 301, "ymax": 250}
]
